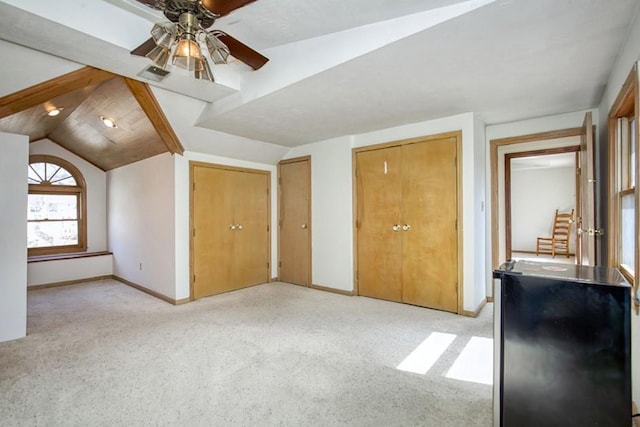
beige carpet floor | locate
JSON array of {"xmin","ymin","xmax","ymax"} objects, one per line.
[{"xmin": 0, "ymin": 280, "xmax": 493, "ymax": 426}]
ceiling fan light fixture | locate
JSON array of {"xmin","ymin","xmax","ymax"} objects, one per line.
[
  {"xmin": 131, "ymin": 1, "xmax": 269, "ymax": 82},
  {"xmin": 194, "ymin": 57, "xmax": 214, "ymax": 82},
  {"xmin": 173, "ymin": 35, "xmax": 204, "ymax": 71},
  {"xmin": 150, "ymin": 22, "xmax": 176, "ymax": 48},
  {"xmin": 206, "ymin": 32, "xmax": 230, "ymax": 64},
  {"xmin": 145, "ymin": 45, "xmax": 171, "ymax": 69}
]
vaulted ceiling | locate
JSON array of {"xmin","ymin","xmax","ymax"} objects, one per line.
[
  {"xmin": 0, "ymin": 0, "xmax": 638, "ymax": 160},
  {"xmin": 0, "ymin": 67, "xmax": 183, "ymax": 170}
]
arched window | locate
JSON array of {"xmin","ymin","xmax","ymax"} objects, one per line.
[{"xmin": 27, "ymin": 155, "xmax": 87, "ymax": 256}]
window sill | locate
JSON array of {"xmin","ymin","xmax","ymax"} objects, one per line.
[{"xmin": 27, "ymin": 251, "xmax": 112, "ymax": 263}]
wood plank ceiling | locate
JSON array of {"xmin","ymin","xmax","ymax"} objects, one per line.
[{"xmin": 0, "ymin": 67, "xmax": 183, "ymax": 170}]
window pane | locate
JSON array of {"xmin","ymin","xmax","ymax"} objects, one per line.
[
  {"xmin": 28, "ymin": 162, "xmax": 77, "ymax": 186},
  {"xmin": 30, "ymin": 163, "xmax": 45, "ymax": 182},
  {"xmin": 28, "ymin": 194, "xmax": 78, "ymax": 220},
  {"xmin": 27, "ymin": 221, "xmax": 78, "ymax": 248},
  {"xmin": 621, "ymin": 192, "xmax": 635, "ymax": 274},
  {"xmin": 49, "ymin": 166, "xmax": 76, "ymax": 185},
  {"xmin": 45, "ymin": 165, "xmax": 61, "ymax": 181},
  {"xmin": 52, "ymin": 176, "xmax": 77, "ymax": 186},
  {"xmin": 28, "ymin": 166, "xmax": 41, "ymax": 183}
]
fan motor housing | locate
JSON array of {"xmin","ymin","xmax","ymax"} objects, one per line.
[{"xmin": 164, "ymin": 0, "xmax": 218, "ymax": 29}]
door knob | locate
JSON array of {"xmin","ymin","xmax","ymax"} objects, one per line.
[
  {"xmin": 402, "ymin": 224, "xmax": 411, "ymax": 231},
  {"xmin": 228, "ymin": 224, "xmax": 236, "ymax": 230},
  {"xmin": 236, "ymin": 224, "xmax": 243, "ymax": 230},
  {"xmin": 579, "ymin": 227, "xmax": 603, "ymax": 236},
  {"xmin": 392, "ymin": 224, "xmax": 401, "ymax": 232},
  {"xmin": 301, "ymin": 224, "xmax": 308, "ymax": 229}
]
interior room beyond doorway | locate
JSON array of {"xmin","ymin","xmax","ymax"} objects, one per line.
[
  {"xmin": 491, "ymin": 128, "xmax": 584, "ymax": 269},
  {"xmin": 507, "ymin": 149, "xmax": 578, "ymax": 265}
]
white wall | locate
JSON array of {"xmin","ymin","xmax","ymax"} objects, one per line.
[
  {"xmin": 29, "ymin": 139, "xmax": 107, "ymax": 252},
  {"xmin": 27, "ymin": 255, "xmax": 112, "ymax": 287},
  {"xmin": 107, "ymin": 153, "xmax": 176, "ymax": 299},
  {"xmin": 511, "ymin": 166, "xmax": 576, "ymax": 253},
  {"xmin": 474, "ymin": 116, "xmax": 487, "ymax": 307},
  {"xmin": 0, "ymin": 132, "xmax": 28, "ymax": 342},
  {"xmin": 596, "ymin": 4, "xmax": 640, "ymax": 406},
  {"xmin": 285, "ymin": 113, "xmax": 486, "ymax": 312},
  {"xmin": 174, "ymin": 151, "xmax": 278, "ymax": 300},
  {"xmin": 486, "ymin": 109, "xmax": 598, "ymax": 141}
]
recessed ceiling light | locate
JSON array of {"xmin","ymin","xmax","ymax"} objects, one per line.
[
  {"xmin": 100, "ymin": 116, "xmax": 117, "ymax": 128},
  {"xmin": 47, "ymin": 108, "xmax": 62, "ymax": 117}
]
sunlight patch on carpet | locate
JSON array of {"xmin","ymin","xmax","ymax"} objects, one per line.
[
  {"xmin": 396, "ymin": 332, "xmax": 456, "ymax": 375},
  {"xmin": 445, "ymin": 336, "xmax": 493, "ymax": 385}
]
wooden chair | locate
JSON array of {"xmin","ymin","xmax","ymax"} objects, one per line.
[{"xmin": 536, "ymin": 209, "xmax": 574, "ymax": 258}]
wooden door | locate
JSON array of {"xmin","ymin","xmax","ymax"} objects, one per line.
[
  {"xmin": 578, "ymin": 112, "xmax": 596, "ymax": 265},
  {"xmin": 232, "ymin": 170, "xmax": 270, "ymax": 288},
  {"xmin": 192, "ymin": 165, "xmax": 235, "ymax": 298},
  {"xmin": 278, "ymin": 157, "xmax": 311, "ymax": 286},
  {"xmin": 356, "ymin": 146, "xmax": 403, "ymax": 302},
  {"xmin": 402, "ymin": 138, "xmax": 458, "ymax": 312}
]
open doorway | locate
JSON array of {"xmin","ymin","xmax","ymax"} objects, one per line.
[
  {"xmin": 490, "ymin": 127, "xmax": 585, "ymax": 270},
  {"xmin": 505, "ymin": 147, "xmax": 579, "ymax": 265}
]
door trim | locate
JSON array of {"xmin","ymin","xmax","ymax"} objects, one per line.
[
  {"xmin": 490, "ymin": 127, "xmax": 584, "ymax": 271},
  {"xmin": 189, "ymin": 161, "xmax": 272, "ymax": 301},
  {"xmin": 352, "ymin": 131, "xmax": 463, "ymax": 314},
  {"xmin": 277, "ymin": 156, "xmax": 312, "ymax": 287}
]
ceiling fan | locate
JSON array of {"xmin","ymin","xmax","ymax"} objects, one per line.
[{"xmin": 130, "ymin": 0, "xmax": 268, "ymax": 82}]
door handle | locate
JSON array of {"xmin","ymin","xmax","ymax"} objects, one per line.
[
  {"xmin": 392, "ymin": 224, "xmax": 401, "ymax": 232},
  {"xmin": 402, "ymin": 224, "xmax": 411, "ymax": 231},
  {"xmin": 301, "ymin": 224, "xmax": 308, "ymax": 229},
  {"xmin": 579, "ymin": 227, "xmax": 603, "ymax": 236},
  {"xmin": 236, "ymin": 224, "xmax": 243, "ymax": 230},
  {"xmin": 228, "ymin": 224, "xmax": 236, "ymax": 230}
]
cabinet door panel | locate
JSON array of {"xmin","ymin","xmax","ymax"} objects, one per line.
[
  {"xmin": 193, "ymin": 166, "xmax": 235, "ymax": 298},
  {"xmin": 234, "ymin": 170, "xmax": 270, "ymax": 288},
  {"xmin": 356, "ymin": 147, "xmax": 403, "ymax": 302},
  {"xmin": 402, "ymin": 138, "xmax": 458, "ymax": 312}
]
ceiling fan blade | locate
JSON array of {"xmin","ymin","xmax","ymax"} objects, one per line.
[
  {"xmin": 217, "ymin": 33, "xmax": 268, "ymax": 70},
  {"xmin": 200, "ymin": 0, "xmax": 258, "ymax": 17},
  {"xmin": 131, "ymin": 37, "xmax": 157, "ymax": 57}
]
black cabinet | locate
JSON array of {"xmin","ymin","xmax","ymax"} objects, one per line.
[{"xmin": 494, "ymin": 260, "xmax": 631, "ymax": 427}]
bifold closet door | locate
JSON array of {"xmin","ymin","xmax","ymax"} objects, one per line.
[
  {"xmin": 192, "ymin": 165, "xmax": 270, "ymax": 299},
  {"xmin": 192, "ymin": 166, "xmax": 236, "ymax": 298},
  {"xmin": 401, "ymin": 138, "xmax": 458, "ymax": 312},
  {"xmin": 233, "ymin": 170, "xmax": 270, "ymax": 288},
  {"xmin": 356, "ymin": 146, "xmax": 403, "ymax": 302}
]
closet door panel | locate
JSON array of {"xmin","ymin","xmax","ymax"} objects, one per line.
[
  {"xmin": 402, "ymin": 138, "xmax": 458, "ymax": 312},
  {"xmin": 356, "ymin": 147, "xmax": 403, "ymax": 302},
  {"xmin": 234, "ymin": 170, "xmax": 270, "ymax": 288},
  {"xmin": 279, "ymin": 158, "xmax": 311, "ymax": 286},
  {"xmin": 193, "ymin": 166, "xmax": 236, "ymax": 298}
]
